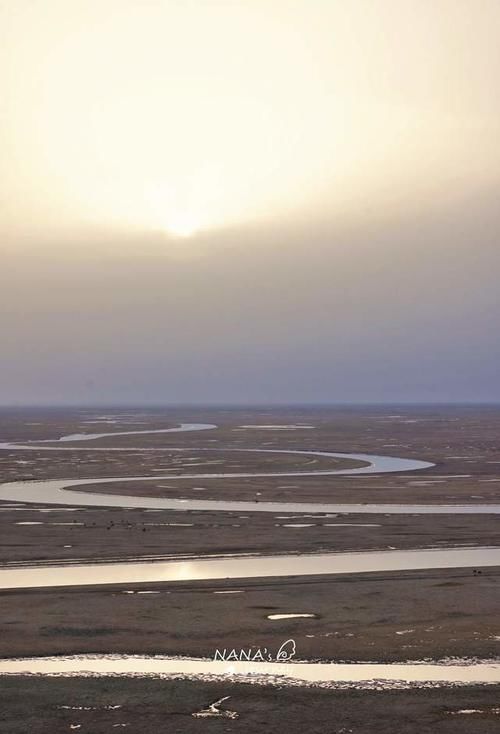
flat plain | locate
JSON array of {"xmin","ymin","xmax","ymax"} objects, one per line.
[{"xmin": 0, "ymin": 405, "xmax": 499, "ymax": 732}]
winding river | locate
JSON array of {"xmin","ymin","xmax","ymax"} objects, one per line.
[
  {"xmin": 1, "ymin": 422, "xmax": 499, "ymax": 587},
  {"xmin": 1, "ymin": 421, "xmax": 499, "ymax": 686}
]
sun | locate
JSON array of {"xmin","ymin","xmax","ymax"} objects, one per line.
[{"xmin": 163, "ymin": 214, "xmax": 199, "ymax": 239}]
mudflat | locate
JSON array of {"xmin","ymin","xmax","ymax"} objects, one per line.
[
  {"xmin": 0, "ymin": 567, "xmax": 498, "ymax": 661},
  {"xmin": 1, "ymin": 677, "xmax": 500, "ymax": 734},
  {"xmin": 1, "ymin": 405, "xmax": 499, "ymax": 732}
]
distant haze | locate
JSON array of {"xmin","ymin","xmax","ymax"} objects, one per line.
[{"xmin": 1, "ymin": 1, "xmax": 499, "ymax": 405}]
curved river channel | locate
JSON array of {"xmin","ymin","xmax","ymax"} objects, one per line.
[{"xmin": 1, "ymin": 421, "xmax": 499, "ymax": 686}]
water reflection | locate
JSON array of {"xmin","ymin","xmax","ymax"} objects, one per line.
[
  {"xmin": 1, "ymin": 547, "xmax": 499, "ymax": 590},
  {"xmin": 0, "ymin": 654, "xmax": 499, "ymax": 686}
]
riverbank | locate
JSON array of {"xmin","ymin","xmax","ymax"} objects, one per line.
[
  {"xmin": 2, "ymin": 502, "xmax": 500, "ymax": 563},
  {"xmin": 1, "ymin": 567, "xmax": 498, "ymax": 662}
]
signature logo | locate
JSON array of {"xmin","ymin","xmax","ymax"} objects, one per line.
[{"xmin": 213, "ymin": 639, "xmax": 296, "ymax": 662}]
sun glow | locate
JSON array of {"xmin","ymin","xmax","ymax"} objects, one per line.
[
  {"xmin": 2, "ymin": 1, "xmax": 498, "ymax": 249},
  {"xmin": 163, "ymin": 215, "xmax": 199, "ymax": 239},
  {"xmin": 146, "ymin": 176, "xmax": 218, "ymax": 241}
]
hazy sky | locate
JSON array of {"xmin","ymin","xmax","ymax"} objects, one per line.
[{"xmin": 1, "ymin": 0, "xmax": 500, "ymax": 404}]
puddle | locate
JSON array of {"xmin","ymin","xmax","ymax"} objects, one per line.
[
  {"xmin": 449, "ymin": 707, "xmax": 500, "ymax": 715},
  {"xmin": 324, "ymin": 523, "xmax": 381, "ymax": 527},
  {"xmin": 144, "ymin": 523, "xmax": 193, "ymax": 527},
  {"xmin": 213, "ymin": 590, "xmax": 244, "ymax": 594},
  {"xmin": 237, "ymin": 425, "xmax": 314, "ymax": 430},
  {"xmin": 267, "ymin": 613, "xmax": 317, "ymax": 620},
  {"xmin": 15, "ymin": 521, "xmax": 44, "ymax": 525}
]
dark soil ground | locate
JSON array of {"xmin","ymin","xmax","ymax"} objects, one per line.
[
  {"xmin": 0, "ymin": 567, "xmax": 499, "ymax": 661},
  {"xmin": 0, "ymin": 503, "xmax": 499, "ymax": 562},
  {"xmin": 1, "ymin": 676, "xmax": 500, "ymax": 734},
  {"xmin": 0, "ymin": 405, "xmax": 499, "ymax": 731}
]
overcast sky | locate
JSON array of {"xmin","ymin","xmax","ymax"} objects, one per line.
[{"xmin": 1, "ymin": 1, "xmax": 499, "ymax": 405}]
